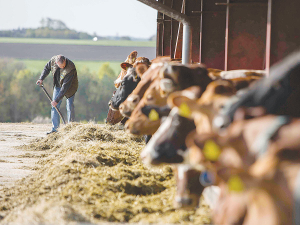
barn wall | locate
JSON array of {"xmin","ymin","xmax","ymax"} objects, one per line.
[{"xmin": 155, "ymin": 0, "xmax": 300, "ymax": 70}]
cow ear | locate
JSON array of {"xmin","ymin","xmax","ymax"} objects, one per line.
[
  {"xmin": 135, "ymin": 63, "xmax": 148, "ymax": 77},
  {"xmin": 167, "ymin": 92, "xmax": 197, "ymax": 117},
  {"xmin": 120, "ymin": 62, "xmax": 132, "ymax": 70},
  {"xmin": 126, "ymin": 51, "xmax": 138, "ymax": 64}
]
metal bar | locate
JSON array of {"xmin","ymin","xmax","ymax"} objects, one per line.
[
  {"xmin": 40, "ymin": 85, "xmax": 66, "ymax": 124},
  {"xmin": 137, "ymin": 0, "xmax": 190, "ymax": 25},
  {"xmin": 174, "ymin": 0, "xmax": 185, "ymax": 59},
  {"xmin": 182, "ymin": 23, "xmax": 191, "ymax": 64},
  {"xmin": 191, "ymin": 11, "xmax": 226, "ymax": 14},
  {"xmin": 265, "ymin": 0, "xmax": 272, "ymax": 77},
  {"xmin": 137, "ymin": 0, "xmax": 191, "ymax": 64},
  {"xmin": 199, "ymin": 0, "xmax": 203, "ymax": 63},
  {"xmin": 216, "ymin": 2, "xmax": 268, "ymax": 6},
  {"xmin": 224, "ymin": 0, "xmax": 230, "ymax": 71},
  {"xmin": 156, "ymin": 12, "xmax": 163, "ymax": 56},
  {"xmin": 170, "ymin": 0, "xmax": 182, "ymax": 59}
]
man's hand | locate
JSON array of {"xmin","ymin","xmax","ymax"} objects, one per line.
[
  {"xmin": 36, "ymin": 79, "xmax": 43, "ymax": 86},
  {"xmin": 51, "ymin": 101, "xmax": 58, "ymax": 107}
]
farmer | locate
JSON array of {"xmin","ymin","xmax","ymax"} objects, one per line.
[{"xmin": 36, "ymin": 55, "xmax": 78, "ymax": 134}]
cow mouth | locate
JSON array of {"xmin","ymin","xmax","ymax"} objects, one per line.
[
  {"xmin": 109, "ymin": 105, "xmax": 119, "ymax": 111},
  {"xmin": 128, "ymin": 128, "xmax": 140, "ymax": 135},
  {"xmin": 120, "ymin": 110, "xmax": 132, "ymax": 118}
]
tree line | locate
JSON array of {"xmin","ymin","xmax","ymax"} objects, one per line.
[
  {"xmin": 0, "ymin": 58, "xmax": 117, "ymax": 123},
  {"xmin": 0, "ymin": 18, "xmax": 139, "ymax": 41}
]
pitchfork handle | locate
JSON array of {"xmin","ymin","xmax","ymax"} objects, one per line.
[{"xmin": 39, "ymin": 84, "xmax": 66, "ymax": 125}]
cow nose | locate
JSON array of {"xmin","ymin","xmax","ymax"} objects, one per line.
[{"xmin": 213, "ymin": 114, "xmax": 230, "ymax": 131}]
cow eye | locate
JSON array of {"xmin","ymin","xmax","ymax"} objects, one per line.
[{"xmin": 121, "ymin": 81, "xmax": 125, "ymax": 86}]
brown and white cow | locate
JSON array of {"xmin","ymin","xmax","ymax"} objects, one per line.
[
  {"xmin": 211, "ymin": 160, "xmax": 300, "ymax": 225},
  {"xmin": 217, "ymin": 50, "xmax": 300, "ymax": 129},
  {"xmin": 114, "ymin": 50, "xmax": 138, "ymax": 88},
  {"xmin": 140, "ymin": 79, "xmax": 239, "ymax": 167},
  {"xmin": 106, "ymin": 59, "xmax": 150, "ymax": 125},
  {"xmin": 124, "ymin": 64, "xmax": 212, "ymax": 136},
  {"xmin": 119, "ymin": 56, "xmax": 172, "ymax": 117}
]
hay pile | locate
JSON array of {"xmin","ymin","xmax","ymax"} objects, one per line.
[{"xmin": 0, "ymin": 123, "xmax": 211, "ymax": 224}]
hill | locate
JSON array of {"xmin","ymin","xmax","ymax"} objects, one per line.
[{"xmin": 0, "ymin": 17, "xmax": 151, "ymax": 41}]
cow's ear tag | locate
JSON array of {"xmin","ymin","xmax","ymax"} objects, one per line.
[
  {"xmin": 228, "ymin": 175, "xmax": 244, "ymax": 192},
  {"xmin": 203, "ymin": 139, "xmax": 221, "ymax": 161},
  {"xmin": 179, "ymin": 102, "xmax": 191, "ymax": 118},
  {"xmin": 149, "ymin": 109, "xmax": 159, "ymax": 121},
  {"xmin": 132, "ymin": 57, "xmax": 135, "ymax": 62}
]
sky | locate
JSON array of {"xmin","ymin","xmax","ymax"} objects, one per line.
[{"xmin": 0, "ymin": 0, "xmax": 158, "ymax": 39}]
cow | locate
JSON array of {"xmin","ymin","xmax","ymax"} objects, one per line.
[
  {"xmin": 124, "ymin": 79, "xmax": 168, "ymax": 135},
  {"xmin": 106, "ymin": 60, "xmax": 150, "ymax": 125},
  {"xmin": 172, "ymin": 165, "xmax": 205, "ymax": 209},
  {"xmin": 105, "ymin": 107, "xmax": 128, "ymax": 125},
  {"xmin": 119, "ymin": 56, "xmax": 172, "ymax": 117},
  {"xmin": 111, "ymin": 58, "xmax": 151, "ymax": 110},
  {"xmin": 211, "ymin": 160, "xmax": 300, "ymax": 225},
  {"xmin": 140, "ymin": 80, "xmax": 239, "ymax": 167},
  {"xmin": 114, "ymin": 50, "xmax": 138, "ymax": 88},
  {"xmin": 159, "ymin": 63, "xmax": 211, "ymax": 98},
  {"xmin": 124, "ymin": 64, "xmax": 212, "ymax": 136},
  {"xmin": 216, "ymin": 49, "xmax": 300, "ymax": 129}
]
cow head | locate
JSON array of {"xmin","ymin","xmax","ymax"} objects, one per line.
[
  {"xmin": 167, "ymin": 80, "xmax": 237, "ymax": 133},
  {"xmin": 173, "ymin": 165, "xmax": 205, "ymax": 209},
  {"xmin": 124, "ymin": 79, "xmax": 168, "ymax": 135},
  {"xmin": 212, "ymin": 167, "xmax": 292, "ymax": 225},
  {"xmin": 114, "ymin": 51, "xmax": 138, "ymax": 88},
  {"xmin": 119, "ymin": 57, "xmax": 172, "ymax": 117},
  {"xmin": 159, "ymin": 63, "xmax": 212, "ymax": 97},
  {"xmin": 105, "ymin": 107, "xmax": 124, "ymax": 125},
  {"xmin": 110, "ymin": 65, "xmax": 141, "ymax": 110},
  {"xmin": 140, "ymin": 108, "xmax": 196, "ymax": 165}
]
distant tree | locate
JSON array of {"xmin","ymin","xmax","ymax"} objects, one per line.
[
  {"xmin": 120, "ymin": 36, "xmax": 131, "ymax": 41},
  {"xmin": 40, "ymin": 18, "xmax": 46, "ymax": 28},
  {"xmin": 98, "ymin": 63, "xmax": 116, "ymax": 80},
  {"xmin": 149, "ymin": 35, "xmax": 156, "ymax": 41}
]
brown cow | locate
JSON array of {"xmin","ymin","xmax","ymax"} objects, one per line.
[
  {"xmin": 119, "ymin": 56, "xmax": 172, "ymax": 117},
  {"xmin": 106, "ymin": 60, "xmax": 151, "ymax": 125},
  {"xmin": 211, "ymin": 160, "xmax": 300, "ymax": 225},
  {"xmin": 172, "ymin": 165, "xmax": 205, "ymax": 209},
  {"xmin": 125, "ymin": 64, "xmax": 212, "ymax": 135},
  {"xmin": 140, "ymin": 80, "xmax": 238, "ymax": 167},
  {"xmin": 124, "ymin": 79, "xmax": 167, "ymax": 135},
  {"xmin": 114, "ymin": 50, "xmax": 137, "ymax": 88}
]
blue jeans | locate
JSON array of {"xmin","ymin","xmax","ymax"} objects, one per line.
[{"xmin": 51, "ymin": 87, "xmax": 75, "ymax": 132}]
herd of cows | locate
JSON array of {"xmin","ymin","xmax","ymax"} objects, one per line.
[{"xmin": 105, "ymin": 50, "xmax": 300, "ymax": 224}]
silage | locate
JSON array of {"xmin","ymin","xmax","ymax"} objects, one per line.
[{"xmin": 0, "ymin": 123, "xmax": 211, "ymax": 224}]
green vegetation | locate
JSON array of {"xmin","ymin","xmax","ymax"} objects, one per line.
[
  {"xmin": 0, "ymin": 37, "xmax": 156, "ymax": 47},
  {"xmin": 0, "ymin": 58, "xmax": 119, "ymax": 123},
  {"xmin": 18, "ymin": 59, "xmax": 122, "ymax": 75}
]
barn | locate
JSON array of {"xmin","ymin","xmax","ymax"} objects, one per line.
[{"xmin": 138, "ymin": 0, "xmax": 300, "ymax": 75}]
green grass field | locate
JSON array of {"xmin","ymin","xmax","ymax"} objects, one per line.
[
  {"xmin": 0, "ymin": 37, "xmax": 156, "ymax": 47},
  {"xmin": 18, "ymin": 59, "xmax": 122, "ymax": 75}
]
